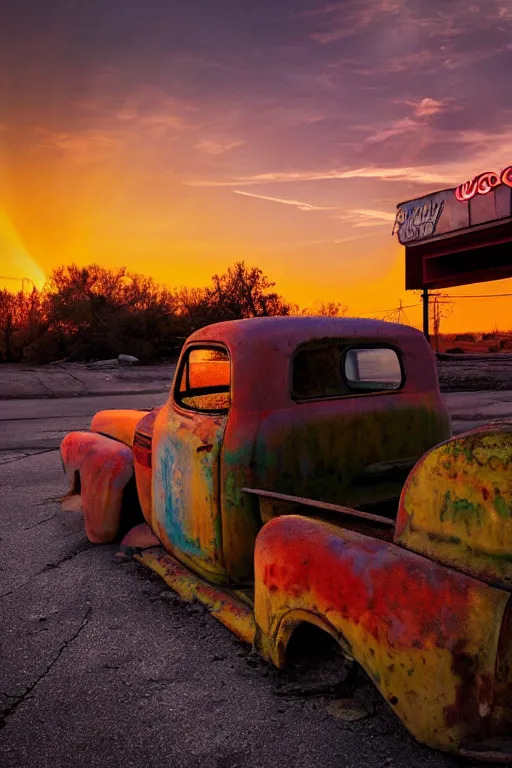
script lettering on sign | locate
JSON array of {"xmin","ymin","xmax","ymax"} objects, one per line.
[
  {"xmin": 455, "ymin": 165, "xmax": 512, "ymax": 202},
  {"xmin": 393, "ymin": 198, "xmax": 445, "ymax": 245}
]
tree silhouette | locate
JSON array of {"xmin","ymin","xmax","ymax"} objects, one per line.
[{"xmin": 0, "ymin": 261, "xmax": 302, "ymax": 363}]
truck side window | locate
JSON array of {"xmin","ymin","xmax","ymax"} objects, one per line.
[
  {"xmin": 175, "ymin": 346, "xmax": 231, "ymax": 413},
  {"xmin": 293, "ymin": 342, "xmax": 403, "ymax": 400},
  {"xmin": 344, "ymin": 348, "xmax": 402, "ymax": 391},
  {"xmin": 293, "ymin": 343, "xmax": 347, "ymax": 399}
]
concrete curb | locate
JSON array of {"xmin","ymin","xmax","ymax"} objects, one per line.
[{"xmin": 0, "ymin": 387, "xmax": 170, "ymax": 401}]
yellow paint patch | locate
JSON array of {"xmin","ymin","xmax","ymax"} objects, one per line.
[{"xmin": 396, "ymin": 426, "xmax": 512, "ymax": 588}]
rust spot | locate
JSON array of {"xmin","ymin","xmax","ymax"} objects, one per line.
[
  {"xmin": 196, "ymin": 443, "xmax": 214, "ymax": 454},
  {"xmin": 444, "ymin": 640, "xmax": 493, "ymax": 736},
  {"xmin": 482, "ymin": 487, "xmax": 490, "ymax": 501}
]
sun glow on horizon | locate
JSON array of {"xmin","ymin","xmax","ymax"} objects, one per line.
[{"xmin": 0, "ymin": 209, "xmax": 46, "ymax": 291}]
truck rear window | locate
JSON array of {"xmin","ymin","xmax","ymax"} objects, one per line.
[
  {"xmin": 175, "ymin": 346, "xmax": 231, "ymax": 413},
  {"xmin": 344, "ymin": 348, "xmax": 402, "ymax": 391},
  {"xmin": 292, "ymin": 342, "xmax": 403, "ymax": 400}
]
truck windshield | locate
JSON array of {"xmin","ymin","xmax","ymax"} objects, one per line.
[{"xmin": 175, "ymin": 346, "xmax": 231, "ymax": 413}]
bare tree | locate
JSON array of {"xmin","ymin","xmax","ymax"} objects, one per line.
[{"xmin": 300, "ymin": 301, "xmax": 348, "ymax": 317}]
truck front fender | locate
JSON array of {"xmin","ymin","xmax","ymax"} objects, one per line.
[
  {"xmin": 60, "ymin": 431, "xmax": 134, "ymax": 543},
  {"xmin": 254, "ymin": 514, "xmax": 510, "ymax": 755}
]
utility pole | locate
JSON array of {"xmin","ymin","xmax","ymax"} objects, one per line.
[
  {"xmin": 0, "ymin": 276, "xmax": 36, "ymax": 292},
  {"xmin": 422, "ymin": 288, "xmax": 430, "ymax": 342},
  {"xmin": 433, "ymin": 294, "xmax": 440, "ymax": 353}
]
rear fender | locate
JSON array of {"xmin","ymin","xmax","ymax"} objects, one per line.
[
  {"xmin": 254, "ymin": 514, "xmax": 510, "ymax": 754},
  {"xmin": 395, "ymin": 424, "xmax": 512, "ymax": 589},
  {"xmin": 60, "ymin": 431, "xmax": 134, "ymax": 543}
]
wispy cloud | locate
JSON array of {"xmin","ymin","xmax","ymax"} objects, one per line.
[
  {"xmin": 406, "ymin": 98, "xmax": 449, "ymax": 118},
  {"xmin": 233, "ymin": 190, "xmax": 336, "ymax": 211},
  {"xmin": 365, "ymin": 117, "xmax": 420, "ymax": 144},
  {"xmin": 33, "ymin": 128, "xmax": 125, "ymax": 166},
  {"xmin": 302, "ymin": 0, "xmax": 512, "ymax": 46},
  {"xmin": 281, "ymin": 232, "xmax": 383, "ymax": 250},
  {"xmin": 299, "ymin": 0, "xmax": 404, "ymax": 43},
  {"xmin": 337, "ymin": 208, "xmax": 397, "ymax": 228},
  {"xmin": 196, "ymin": 139, "xmax": 244, "ymax": 155},
  {"xmin": 364, "ymin": 98, "xmax": 454, "ymax": 144},
  {"xmin": 331, "ymin": 50, "xmax": 438, "ymax": 76},
  {"xmin": 188, "ymin": 165, "xmax": 459, "ymax": 188},
  {"xmin": 112, "ymin": 88, "xmax": 199, "ymax": 134}
]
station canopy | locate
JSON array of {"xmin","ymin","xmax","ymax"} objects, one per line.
[{"xmin": 393, "ymin": 164, "xmax": 512, "ymax": 290}]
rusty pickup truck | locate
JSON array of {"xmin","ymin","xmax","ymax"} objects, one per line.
[{"xmin": 60, "ymin": 316, "xmax": 512, "ymax": 761}]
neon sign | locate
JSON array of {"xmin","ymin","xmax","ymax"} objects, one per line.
[
  {"xmin": 455, "ymin": 165, "xmax": 512, "ymax": 202},
  {"xmin": 393, "ymin": 197, "xmax": 444, "ymax": 244}
]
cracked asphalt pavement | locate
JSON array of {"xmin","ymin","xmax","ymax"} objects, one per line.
[{"xmin": 0, "ymin": 395, "xmax": 507, "ymax": 768}]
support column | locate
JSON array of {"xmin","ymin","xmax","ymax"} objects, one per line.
[{"xmin": 422, "ymin": 288, "xmax": 430, "ymax": 342}]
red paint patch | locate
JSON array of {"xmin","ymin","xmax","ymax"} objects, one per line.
[{"xmin": 256, "ymin": 516, "xmax": 474, "ymax": 651}]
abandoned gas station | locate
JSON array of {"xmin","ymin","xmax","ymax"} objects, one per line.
[{"xmin": 393, "ymin": 164, "xmax": 512, "ymax": 339}]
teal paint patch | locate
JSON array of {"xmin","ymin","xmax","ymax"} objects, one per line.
[{"xmin": 159, "ymin": 437, "xmax": 202, "ymax": 557}]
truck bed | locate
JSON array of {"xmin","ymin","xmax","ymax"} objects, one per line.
[{"xmin": 242, "ymin": 488, "xmax": 396, "ymax": 543}]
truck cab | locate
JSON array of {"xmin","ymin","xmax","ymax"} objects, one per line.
[{"xmin": 131, "ymin": 317, "xmax": 451, "ymax": 585}]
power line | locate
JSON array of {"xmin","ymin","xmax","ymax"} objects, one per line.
[
  {"xmin": 441, "ymin": 292, "xmax": 512, "ymax": 299},
  {"xmin": 357, "ymin": 303, "xmax": 421, "ymax": 316}
]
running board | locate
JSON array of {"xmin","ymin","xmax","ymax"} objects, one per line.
[{"xmin": 133, "ymin": 546, "xmax": 256, "ymax": 645}]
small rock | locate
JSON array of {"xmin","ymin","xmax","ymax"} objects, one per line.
[
  {"xmin": 325, "ymin": 698, "xmax": 372, "ymax": 722},
  {"xmin": 118, "ymin": 354, "xmax": 139, "ymax": 366}
]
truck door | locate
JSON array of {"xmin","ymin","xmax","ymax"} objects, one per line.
[{"xmin": 152, "ymin": 345, "xmax": 230, "ymax": 583}]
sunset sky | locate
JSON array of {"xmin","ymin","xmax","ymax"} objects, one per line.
[{"xmin": 2, "ymin": 0, "xmax": 512, "ymax": 330}]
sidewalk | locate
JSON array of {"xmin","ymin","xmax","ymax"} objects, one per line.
[{"xmin": 0, "ymin": 362, "xmax": 176, "ymax": 399}]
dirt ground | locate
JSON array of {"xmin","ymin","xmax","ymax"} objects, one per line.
[{"xmin": 437, "ymin": 355, "xmax": 512, "ymax": 391}]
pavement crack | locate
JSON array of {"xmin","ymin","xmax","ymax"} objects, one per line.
[
  {"xmin": 41, "ymin": 543, "xmax": 94, "ymax": 572},
  {"xmin": 58, "ymin": 369, "xmax": 88, "ymax": 389},
  {"xmin": 23, "ymin": 513, "xmax": 56, "ymax": 530},
  {"xmin": 0, "ymin": 544, "xmax": 94, "ymax": 600},
  {"xmin": 36, "ymin": 496, "xmax": 63, "ymax": 506},
  {"xmin": 0, "ymin": 448, "xmax": 59, "ymax": 465},
  {"xmin": 1, "ymin": 606, "xmax": 92, "ymax": 728},
  {"xmin": 34, "ymin": 375, "xmax": 55, "ymax": 396}
]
